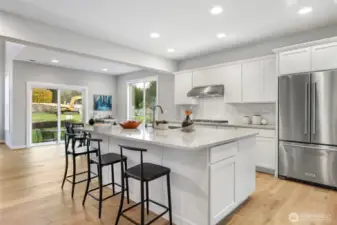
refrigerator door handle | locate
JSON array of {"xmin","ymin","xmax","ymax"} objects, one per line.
[
  {"xmin": 312, "ymin": 82, "xmax": 317, "ymax": 134},
  {"xmin": 304, "ymin": 82, "xmax": 308, "ymax": 134}
]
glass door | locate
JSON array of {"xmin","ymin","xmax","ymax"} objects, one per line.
[
  {"xmin": 127, "ymin": 77, "xmax": 157, "ymax": 123},
  {"xmin": 30, "ymin": 86, "xmax": 85, "ymax": 146},
  {"xmin": 59, "ymin": 89, "xmax": 83, "ymax": 141},
  {"xmin": 31, "ymin": 88, "xmax": 59, "ymax": 144}
]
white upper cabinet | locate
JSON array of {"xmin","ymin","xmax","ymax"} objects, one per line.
[
  {"xmin": 174, "ymin": 72, "xmax": 197, "ymax": 105},
  {"xmin": 242, "ymin": 57, "xmax": 276, "ymax": 103},
  {"xmin": 312, "ymin": 42, "xmax": 337, "ymax": 71},
  {"xmin": 192, "ymin": 67, "xmax": 225, "ymax": 87},
  {"xmin": 279, "ymin": 47, "xmax": 311, "ymax": 75},
  {"xmin": 223, "ymin": 64, "xmax": 242, "ymax": 103},
  {"xmin": 242, "ymin": 60, "xmax": 263, "ymax": 102},
  {"xmin": 262, "ymin": 58, "xmax": 277, "ymax": 102}
]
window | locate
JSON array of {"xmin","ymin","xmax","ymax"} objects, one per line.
[{"xmin": 127, "ymin": 77, "xmax": 157, "ymax": 124}]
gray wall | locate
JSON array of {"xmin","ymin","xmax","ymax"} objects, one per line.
[
  {"xmin": 0, "ymin": 39, "xmax": 4, "ymax": 141},
  {"xmin": 116, "ymin": 70, "xmax": 176, "ymax": 121},
  {"xmin": 12, "ymin": 61, "xmax": 117, "ymax": 147},
  {"xmin": 179, "ymin": 23, "xmax": 337, "ymax": 70}
]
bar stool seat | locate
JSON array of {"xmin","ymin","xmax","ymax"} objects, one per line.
[
  {"xmin": 126, "ymin": 163, "xmax": 170, "ymax": 181},
  {"xmin": 91, "ymin": 153, "xmax": 127, "ymax": 166},
  {"xmin": 68, "ymin": 146, "xmax": 98, "ymax": 155}
]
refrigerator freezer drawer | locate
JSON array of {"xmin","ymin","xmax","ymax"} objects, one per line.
[{"xmin": 279, "ymin": 141, "xmax": 337, "ymax": 187}]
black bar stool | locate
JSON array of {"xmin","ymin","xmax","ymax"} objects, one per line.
[
  {"xmin": 82, "ymin": 138, "xmax": 130, "ymax": 218},
  {"xmin": 115, "ymin": 145, "xmax": 172, "ymax": 225},
  {"xmin": 61, "ymin": 130, "xmax": 98, "ymax": 198}
]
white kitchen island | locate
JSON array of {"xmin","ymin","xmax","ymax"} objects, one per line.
[{"xmin": 83, "ymin": 125, "xmax": 258, "ymax": 225}]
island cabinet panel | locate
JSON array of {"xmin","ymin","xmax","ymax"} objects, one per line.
[
  {"xmin": 210, "ymin": 157, "xmax": 235, "ymax": 225},
  {"xmin": 235, "ymin": 137, "xmax": 256, "ymax": 202}
]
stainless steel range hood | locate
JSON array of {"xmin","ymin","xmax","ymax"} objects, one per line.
[{"xmin": 187, "ymin": 85, "xmax": 224, "ymax": 98}]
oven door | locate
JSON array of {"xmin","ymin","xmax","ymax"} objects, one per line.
[{"xmin": 279, "ymin": 141, "xmax": 337, "ymax": 187}]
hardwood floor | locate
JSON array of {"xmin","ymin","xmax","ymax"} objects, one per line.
[{"xmin": 0, "ymin": 144, "xmax": 337, "ymax": 225}]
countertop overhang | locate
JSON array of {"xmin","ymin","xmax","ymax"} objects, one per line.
[{"xmin": 81, "ymin": 125, "xmax": 258, "ymax": 151}]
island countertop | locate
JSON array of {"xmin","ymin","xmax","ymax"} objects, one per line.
[{"xmin": 81, "ymin": 125, "xmax": 258, "ymax": 151}]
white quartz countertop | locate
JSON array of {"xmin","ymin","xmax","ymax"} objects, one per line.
[{"xmin": 82, "ymin": 125, "xmax": 258, "ymax": 151}]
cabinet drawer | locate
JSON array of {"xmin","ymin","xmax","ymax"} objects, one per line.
[
  {"xmin": 236, "ymin": 128, "xmax": 275, "ymax": 138},
  {"xmin": 210, "ymin": 142, "xmax": 238, "ymax": 164}
]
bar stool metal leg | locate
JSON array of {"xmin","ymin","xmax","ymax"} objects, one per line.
[
  {"xmin": 115, "ymin": 172, "xmax": 125, "ymax": 225},
  {"xmin": 61, "ymin": 153, "xmax": 69, "ymax": 188},
  {"xmin": 82, "ymin": 157, "xmax": 92, "ymax": 206},
  {"xmin": 111, "ymin": 164, "xmax": 116, "ymax": 195},
  {"xmin": 124, "ymin": 160, "xmax": 130, "ymax": 204},
  {"xmin": 167, "ymin": 174, "xmax": 173, "ymax": 225},
  {"xmin": 140, "ymin": 180, "xmax": 145, "ymax": 225},
  {"xmin": 146, "ymin": 181, "xmax": 149, "ymax": 214},
  {"xmin": 98, "ymin": 165, "xmax": 103, "ymax": 218},
  {"xmin": 71, "ymin": 155, "xmax": 76, "ymax": 198}
]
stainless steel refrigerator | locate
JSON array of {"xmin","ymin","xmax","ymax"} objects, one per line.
[{"xmin": 278, "ymin": 69, "xmax": 337, "ymax": 188}]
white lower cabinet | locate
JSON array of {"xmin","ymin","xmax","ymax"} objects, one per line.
[
  {"xmin": 209, "ymin": 137, "xmax": 256, "ymax": 224},
  {"xmin": 256, "ymin": 137, "xmax": 275, "ymax": 171},
  {"xmin": 210, "ymin": 157, "xmax": 235, "ymax": 224}
]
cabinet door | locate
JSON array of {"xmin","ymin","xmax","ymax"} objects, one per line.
[
  {"xmin": 236, "ymin": 137, "xmax": 256, "ymax": 202},
  {"xmin": 242, "ymin": 60, "xmax": 263, "ymax": 102},
  {"xmin": 223, "ymin": 64, "xmax": 242, "ymax": 103},
  {"xmin": 312, "ymin": 42, "xmax": 337, "ymax": 71},
  {"xmin": 210, "ymin": 157, "xmax": 235, "ymax": 225},
  {"xmin": 262, "ymin": 58, "xmax": 277, "ymax": 102},
  {"xmin": 193, "ymin": 67, "xmax": 225, "ymax": 87},
  {"xmin": 174, "ymin": 73, "xmax": 197, "ymax": 105},
  {"xmin": 279, "ymin": 47, "xmax": 311, "ymax": 75},
  {"xmin": 256, "ymin": 137, "xmax": 275, "ymax": 170}
]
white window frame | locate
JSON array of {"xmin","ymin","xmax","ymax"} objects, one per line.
[
  {"xmin": 126, "ymin": 76, "xmax": 158, "ymax": 123},
  {"xmin": 26, "ymin": 82, "xmax": 88, "ymax": 147}
]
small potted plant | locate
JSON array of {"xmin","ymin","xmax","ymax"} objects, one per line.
[{"xmin": 181, "ymin": 110, "xmax": 194, "ymax": 132}]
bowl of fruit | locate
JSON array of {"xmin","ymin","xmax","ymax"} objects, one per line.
[{"xmin": 119, "ymin": 120, "xmax": 142, "ymax": 129}]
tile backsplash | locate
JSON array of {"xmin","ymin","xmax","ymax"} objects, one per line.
[{"xmin": 178, "ymin": 97, "xmax": 276, "ymax": 125}]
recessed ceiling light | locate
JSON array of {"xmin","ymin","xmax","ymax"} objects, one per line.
[
  {"xmin": 210, "ymin": 6, "xmax": 223, "ymax": 15},
  {"xmin": 102, "ymin": 68, "xmax": 108, "ymax": 72},
  {"xmin": 150, "ymin": 32, "xmax": 160, "ymax": 38},
  {"xmin": 167, "ymin": 48, "xmax": 175, "ymax": 53},
  {"xmin": 51, "ymin": 59, "xmax": 59, "ymax": 63},
  {"xmin": 217, "ymin": 33, "xmax": 226, "ymax": 39},
  {"xmin": 298, "ymin": 6, "xmax": 312, "ymax": 15}
]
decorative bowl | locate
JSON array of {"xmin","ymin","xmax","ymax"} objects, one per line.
[
  {"xmin": 119, "ymin": 120, "xmax": 142, "ymax": 129},
  {"xmin": 181, "ymin": 124, "xmax": 195, "ymax": 132}
]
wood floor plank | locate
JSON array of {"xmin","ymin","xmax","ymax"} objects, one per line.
[{"xmin": 1, "ymin": 144, "xmax": 337, "ymax": 225}]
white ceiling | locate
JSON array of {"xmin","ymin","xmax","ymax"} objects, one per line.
[
  {"xmin": 14, "ymin": 45, "xmax": 142, "ymax": 75},
  {"xmin": 1, "ymin": 0, "xmax": 337, "ymax": 60}
]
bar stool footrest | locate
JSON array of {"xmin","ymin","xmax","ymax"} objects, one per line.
[{"xmin": 121, "ymin": 198, "xmax": 169, "ymax": 225}]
